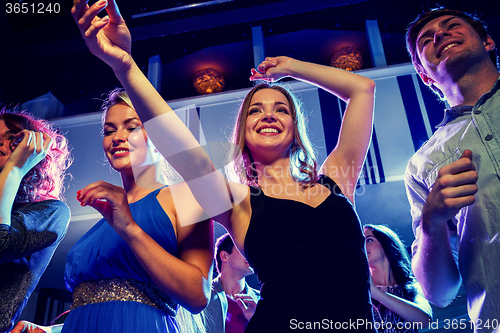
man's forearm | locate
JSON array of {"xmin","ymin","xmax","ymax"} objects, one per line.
[{"xmin": 412, "ymin": 221, "xmax": 461, "ymax": 307}]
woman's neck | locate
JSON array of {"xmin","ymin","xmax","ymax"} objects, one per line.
[
  {"xmin": 370, "ymin": 259, "xmax": 396, "ymax": 287},
  {"xmin": 254, "ymin": 156, "xmax": 295, "ymax": 187},
  {"xmin": 121, "ymin": 164, "xmax": 163, "ymax": 203}
]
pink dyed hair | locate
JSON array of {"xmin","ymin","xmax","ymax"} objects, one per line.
[{"xmin": 0, "ymin": 108, "xmax": 72, "ymax": 204}]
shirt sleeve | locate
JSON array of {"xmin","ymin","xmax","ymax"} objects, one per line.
[{"xmin": 405, "ymin": 160, "xmax": 459, "ymax": 267}]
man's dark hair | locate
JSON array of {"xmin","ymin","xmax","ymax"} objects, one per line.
[{"xmin": 215, "ymin": 233, "xmax": 235, "ymax": 274}]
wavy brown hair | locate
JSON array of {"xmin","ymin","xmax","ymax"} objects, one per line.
[
  {"xmin": 0, "ymin": 108, "xmax": 72, "ymax": 204},
  {"xmin": 228, "ymin": 83, "xmax": 317, "ymax": 188}
]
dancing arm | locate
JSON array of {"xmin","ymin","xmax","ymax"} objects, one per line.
[
  {"xmin": 77, "ymin": 182, "xmax": 213, "ymax": 313},
  {"xmin": 71, "ymin": 0, "xmax": 247, "ymax": 230},
  {"xmin": 251, "ymin": 57, "xmax": 375, "ymax": 203},
  {"xmin": 371, "ymin": 281, "xmax": 432, "ymax": 325},
  {"xmin": 407, "ymin": 151, "xmax": 476, "ymax": 307}
]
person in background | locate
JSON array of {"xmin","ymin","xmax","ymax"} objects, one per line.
[
  {"xmin": 363, "ymin": 224, "xmax": 431, "ymax": 333},
  {"xmin": 204, "ymin": 233, "xmax": 260, "ymax": 333},
  {"xmin": 0, "ymin": 109, "xmax": 72, "ymax": 333},
  {"xmin": 405, "ymin": 7, "xmax": 500, "ymax": 331}
]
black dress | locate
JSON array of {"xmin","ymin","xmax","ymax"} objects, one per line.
[{"xmin": 244, "ymin": 175, "xmax": 375, "ymax": 332}]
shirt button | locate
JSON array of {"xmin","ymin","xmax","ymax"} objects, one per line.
[
  {"xmin": 474, "ymin": 109, "xmax": 482, "ymax": 114},
  {"xmin": 485, "ymin": 134, "xmax": 493, "ymax": 141}
]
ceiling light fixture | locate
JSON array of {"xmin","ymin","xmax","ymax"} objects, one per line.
[
  {"xmin": 330, "ymin": 46, "xmax": 363, "ymax": 71},
  {"xmin": 193, "ymin": 68, "xmax": 225, "ymax": 94}
]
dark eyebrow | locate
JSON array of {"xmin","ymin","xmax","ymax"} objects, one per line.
[
  {"xmin": 104, "ymin": 117, "xmax": 141, "ymax": 127},
  {"xmin": 249, "ymin": 101, "xmax": 288, "ymax": 108},
  {"xmin": 417, "ymin": 16, "xmax": 457, "ymax": 44}
]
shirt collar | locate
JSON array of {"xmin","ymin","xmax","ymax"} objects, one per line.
[
  {"xmin": 437, "ymin": 105, "xmax": 473, "ymax": 128},
  {"xmin": 437, "ymin": 75, "xmax": 500, "ymax": 128}
]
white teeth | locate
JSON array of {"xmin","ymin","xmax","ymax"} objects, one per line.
[
  {"xmin": 441, "ymin": 43, "xmax": 458, "ymax": 55},
  {"xmin": 113, "ymin": 149, "xmax": 128, "ymax": 155},
  {"xmin": 259, "ymin": 128, "xmax": 279, "ymax": 134}
]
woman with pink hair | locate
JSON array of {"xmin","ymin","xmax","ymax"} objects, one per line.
[{"xmin": 0, "ymin": 108, "xmax": 72, "ymax": 333}]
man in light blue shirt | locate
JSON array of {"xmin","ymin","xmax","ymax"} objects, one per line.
[{"xmin": 405, "ymin": 7, "xmax": 500, "ymax": 332}]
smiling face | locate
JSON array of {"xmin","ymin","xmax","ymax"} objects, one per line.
[
  {"xmin": 0, "ymin": 119, "xmax": 17, "ymax": 171},
  {"xmin": 416, "ymin": 15, "xmax": 493, "ymax": 86},
  {"xmin": 102, "ymin": 103, "xmax": 150, "ymax": 173},
  {"xmin": 364, "ymin": 228, "xmax": 386, "ymax": 266},
  {"xmin": 243, "ymin": 88, "xmax": 294, "ymax": 160}
]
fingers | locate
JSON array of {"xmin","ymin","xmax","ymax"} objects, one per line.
[
  {"xmin": 105, "ymin": 0, "xmax": 124, "ymax": 23},
  {"xmin": 77, "ymin": 181, "xmax": 124, "ymax": 207},
  {"xmin": 10, "ymin": 321, "xmax": 27, "ymax": 333},
  {"xmin": 250, "ymin": 68, "xmax": 272, "ymax": 82},
  {"xmin": 71, "ymin": 0, "xmax": 89, "ymax": 22},
  {"xmin": 72, "ymin": 0, "xmax": 108, "ymax": 36},
  {"xmin": 461, "ymin": 149, "xmax": 472, "ymax": 160},
  {"xmin": 85, "ymin": 15, "xmax": 110, "ymax": 39},
  {"xmin": 28, "ymin": 131, "xmax": 52, "ymax": 154},
  {"xmin": 444, "ymin": 151, "xmax": 476, "ymax": 176},
  {"xmin": 236, "ymin": 298, "xmax": 247, "ymax": 311},
  {"xmin": 257, "ymin": 58, "xmax": 277, "ymax": 73},
  {"xmin": 423, "ymin": 151, "xmax": 479, "ymax": 224}
]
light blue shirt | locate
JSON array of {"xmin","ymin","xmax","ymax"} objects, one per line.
[{"xmin": 405, "ymin": 77, "xmax": 500, "ymax": 330}]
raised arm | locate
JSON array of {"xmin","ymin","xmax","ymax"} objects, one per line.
[
  {"xmin": 72, "ymin": 0, "xmax": 247, "ymax": 230},
  {"xmin": 251, "ymin": 57, "xmax": 375, "ymax": 203}
]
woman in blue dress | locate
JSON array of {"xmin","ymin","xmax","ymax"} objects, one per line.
[{"xmin": 62, "ymin": 89, "xmax": 214, "ymax": 333}]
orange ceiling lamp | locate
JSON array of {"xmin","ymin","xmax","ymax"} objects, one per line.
[
  {"xmin": 330, "ymin": 46, "xmax": 363, "ymax": 71},
  {"xmin": 193, "ymin": 68, "xmax": 225, "ymax": 94}
]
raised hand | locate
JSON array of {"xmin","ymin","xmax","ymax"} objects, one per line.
[
  {"xmin": 71, "ymin": 0, "xmax": 132, "ymax": 72},
  {"xmin": 6, "ymin": 130, "xmax": 53, "ymax": 177},
  {"xmin": 250, "ymin": 56, "xmax": 295, "ymax": 82},
  {"xmin": 76, "ymin": 181, "xmax": 135, "ymax": 236},
  {"xmin": 422, "ymin": 150, "xmax": 478, "ymax": 225},
  {"xmin": 234, "ymin": 293, "xmax": 258, "ymax": 321}
]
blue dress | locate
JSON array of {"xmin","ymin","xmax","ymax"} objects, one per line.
[{"xmin": 63, "ymin": 187, "xmax": 180, "ymax": 333}]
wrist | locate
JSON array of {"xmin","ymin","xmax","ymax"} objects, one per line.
[
  {"xmin": 113, "ymin": 58, "xmax": 137, "ymax": 81},
  {"xmin": 117, "ymin": 219, "xmax": 143, "ymax": 243},
  {"xmin": 287, "ymin": 58, "xmax": 305, "ymax": 79}
]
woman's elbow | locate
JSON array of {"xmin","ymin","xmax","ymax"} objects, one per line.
[
  {"xmin": 416, "ymin": 313, "xmax": 433, "ymax": 327},
  {"xmin": 184, "ymin": 292, "xmax": 210, "ymax": 314},
  {"xmin": 365, "ymin": 78, "xmax": 376, "ymax": 92}
]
